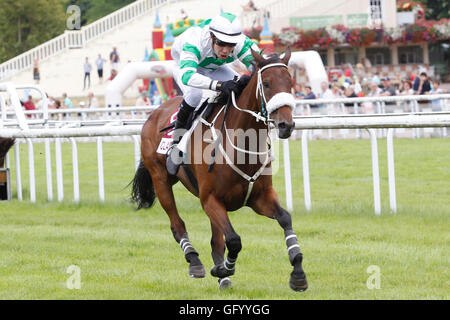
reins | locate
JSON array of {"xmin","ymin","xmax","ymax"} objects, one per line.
[{"xmin": 200, "ymin": 61, "xmax": 293, "ymax": 206}]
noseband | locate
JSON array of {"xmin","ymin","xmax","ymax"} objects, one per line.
[
  {"xmin": 199, "ymin": 61, "xmax": 295, "ymax": 206},
  {"xmin": 256, "ymin": 62, "xmax": 296, "ymax": 117}
]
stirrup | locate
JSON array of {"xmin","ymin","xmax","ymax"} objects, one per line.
[{"xmin": 166, "ymin": 145, "xmax": 184, "ymax": 176}]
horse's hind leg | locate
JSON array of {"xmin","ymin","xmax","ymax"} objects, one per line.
[
  {"xmin": 150, "ymin": 167, "xmax": 206, "ymax": 278},
  {"xmin": 251, "ymin": 189, "xmax": 308, "ymax": 292}
]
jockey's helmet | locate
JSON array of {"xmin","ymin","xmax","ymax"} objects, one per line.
[{"xmin": 209, "ymin": 12, "xmax": 243, "ymax": 45}]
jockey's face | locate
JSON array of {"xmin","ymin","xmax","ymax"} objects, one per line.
[{"xmin": 211, "ymin": 36, "xmax": 235, "ymax": 60}]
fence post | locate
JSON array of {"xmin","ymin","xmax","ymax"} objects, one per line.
[
  {"xmin": 301, "ymin": 130, "xmax": 311, "ymax": 211},
  {"xmin": 97, "ymin": 137, "xmax": 105, "ymax": 202},
  {"xmin": 283, "ymin": 139, "xmax": 293, "ymax": 212},
  {"xmin": 26, "ymin": 139, "xmax": 36, "ymax": 203},
  {"xmin": 70, "ymin": 138, "xmax": 80, "ymax": 203},
  {"xmin": 14, "ymin": 142, "xmax": 22, "ymax": 201},
  {"xmin": 386, "ymin": 128, "xmax": 397, "ymax": 213},
  {"xmin": 55, "ymin": 138, "xmax": 64, "ymax": 202},
  {"xmin": 367, "ymin": 129, "xmax": 381, "ymax": 215}
]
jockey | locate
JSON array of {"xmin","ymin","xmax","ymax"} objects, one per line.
[{"xmin": 167, "ymin": 12, "xmax": 260, "ymax": 175}]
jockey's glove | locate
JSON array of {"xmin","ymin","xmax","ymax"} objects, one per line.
[{"xmin": 212, "ymin": 79, "xmax": 240, "ymax": 96}]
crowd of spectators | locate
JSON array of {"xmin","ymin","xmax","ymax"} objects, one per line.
[{"xmin": 293, "ymin": 64, "xmax": 448, "ymax": 115}]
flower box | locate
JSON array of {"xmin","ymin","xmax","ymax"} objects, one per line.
[{"xmin": 397, "ymin": 12, "xmax": 415, "ymax": 25}]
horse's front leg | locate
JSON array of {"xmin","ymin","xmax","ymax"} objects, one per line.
[
  {"xmin": 202, "ymin": 194, "xmax": 241, "ymax": 284},
  {"xmin": 210, "ymin": 222, "xmax": 232, "ymax": 290},
  {"xmin": 251, "ymin": 188, "xmax": 308, "ymax": 292}
]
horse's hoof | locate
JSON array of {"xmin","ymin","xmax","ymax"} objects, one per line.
[
  {"xmin": 189, "ymin": 264, "xmax": 206, "ymax": 278},
  {"xmin": 219, "ymin": 277, "xmax": 232, "ymax": 290},
  {"xmin": 210, "ymin": 264, "xmax": 234, "ymax": 278},
  {"xmin": 289, "ymin": 273, "xmax": 308, "ymax": 292}
]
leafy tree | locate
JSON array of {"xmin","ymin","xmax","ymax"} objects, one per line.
[
  {"xmin": 418, "ymin": 0, "xmax": 450, "ymax": 20},
  {"xmin": 67, "ymin": 0, "xmax": 134, "ymax": 25},
  {"xmin": 0, "ymin": 0, "xmax": 66, "ymax": 63}
]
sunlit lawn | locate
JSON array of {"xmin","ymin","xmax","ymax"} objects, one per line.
[{"xmin": 0, "ymin": 136, "xmax": 448, "ymax": 299}]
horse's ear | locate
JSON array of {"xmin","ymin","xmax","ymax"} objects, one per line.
[
  {"xmin": 281, "ymin": 46, "xmax": 291, "ymax": 66},
  {"xmin": 251, "ymin": 48, "xmax": 265, "ymax": 68}
]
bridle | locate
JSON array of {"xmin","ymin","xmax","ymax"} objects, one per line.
[{"xmin": 200, "ymin": 61, "xmax": 295, "ymax": 205}]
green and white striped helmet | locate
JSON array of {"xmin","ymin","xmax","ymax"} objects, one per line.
[{"xmin": 209, "ymin": 12, "xmax": 243, "ymax": 44}]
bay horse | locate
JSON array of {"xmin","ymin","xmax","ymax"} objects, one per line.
[{"xmin": 131, "ymin": 48, "xmax": 308, "ymax": 291}]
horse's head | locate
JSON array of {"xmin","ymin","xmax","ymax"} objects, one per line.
[{"xmin": 251, "ymin": 48, "xmax": 295, "ymax": 139}]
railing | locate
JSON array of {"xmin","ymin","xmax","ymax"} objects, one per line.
[
  {"xmin": 0, "ymin": 0, "xmax": 170, "ymax": 81},
  {"xmin": 2, "ymin": 90, "xmax": 449, "ymax": 210},
  {"xmin": 1, "ymin": 111, "xmax": 449, "ymax": 211}
]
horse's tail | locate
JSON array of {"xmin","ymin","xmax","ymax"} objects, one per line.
[{"xmin": 130, "ymin": 160, "xmax": 156, "ymax": 210}]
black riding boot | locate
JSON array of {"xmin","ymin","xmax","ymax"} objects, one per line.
[{"xmin": 166, "ymin": 100, "xmax": 194, "ymax": 175}]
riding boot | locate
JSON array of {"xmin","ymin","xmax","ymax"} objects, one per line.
[{"xmin": 166, "ymin": 100, "xmax": 194, "ymax": 175}]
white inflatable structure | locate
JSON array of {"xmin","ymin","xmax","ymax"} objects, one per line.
[
  {"xmin": 104, "ymin": 51, "xmax": 328, "ymax": 108},
  {"xmin": 288, "ymin": 51, "xmax": 328, "ymax": 95},
  {"xmin": 105, "ymin": 60, "xmax": 176, "ymax": 109}
]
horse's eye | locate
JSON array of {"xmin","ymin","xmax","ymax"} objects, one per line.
[{"xmin": 263, "ymin": 81, "xmax": 270, "ymax": 88}]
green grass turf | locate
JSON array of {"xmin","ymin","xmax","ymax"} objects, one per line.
[{"xmin": 0, "ymin": 137, "xmax": 448, "ymax": 299}]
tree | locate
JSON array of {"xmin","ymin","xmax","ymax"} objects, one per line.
[
  {"xmin": 0, "ymin": 0, "xmax": 66, "ymax": 63},
  {"xmin": 418, "ymin": 0, "xmax": 450, "ymax": 20}
]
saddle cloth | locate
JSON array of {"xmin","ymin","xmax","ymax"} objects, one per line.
[{"xmin": 157, "ymin": 93, "xmax": 219, "ymax": 155}]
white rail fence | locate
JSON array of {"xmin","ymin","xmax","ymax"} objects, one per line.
[
  {"xmin": 1, "ymin": 86, "xmax": 450, "ymax": 213},
  {"xmin": 1, "ymin": 112, "xmax": 449, "ymax": 215},
  {"xmin": 0, "ymin": 0, "xmax": 170, "ymax": 81}
]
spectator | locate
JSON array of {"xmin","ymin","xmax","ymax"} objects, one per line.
[
  {"xmin": 380, "ymin": 77, "xmax": 396, "ymax": 107},
  {"xmin": 23, "ymin": 95, "xmax": 36, "ymax": 118},
  {"xmin": 242, "ymin": 0, "xmax": 257, "ymax": 11},
  {"xmin": 417, "ymin": 72, "xmax": 431, "ymax": 95},
  {"xmin": 429, "ymin": 80, "xmax": 444, "ymax": 111},
  {"xmin": 303, "ymin": 85, "xmax": 318, "ymax": 108},
  {"xmin": 33, "ymin": 58, "xmax": 40, "ymax": 84},
  {"xmin": 135, "ymin": 91, "xmax": 150, "ymax": 107},
  {"xmin": 108, "ymin": 69, "xmax": 118, "ymax": 81},
  {"xmin": 96, "ymin": 54, "xmax": 106, "ymax": 84},
  {"xmin": 344, "ymin": 86, "xmax": 357, "ymax": 107},
  {"xmin": 319, "ymin": 81, "xmax": 333, "ymax": 99},
  {"xmin": 180, "ymin": 9, "xmax": 188, "ymax": 20},
  {"xmin": 62, "ymin": 93, "xmax": 73, "ymax": 109},
  {"xmin": 110, "ymin": 47, "xmax": 120, "ymax": 72},
  {"xmin": 324, "ymin": 83, "xmax": 343, "ymax": 114},
  {"xmin": 330, "ymin": 83, "xmax": 342, "ymax": 98},
  {"xmin": 88, "ymin": 92, "xmax": 99, "ymax": 109},
  {"xmin": 350, "ymin": 77, "xmax": 363, "ymax": 96},
  {"xmin": 363, "ymin": 83, "xmax": 381, "ymax": 113},
  {"xmin": 83, "ymin": 57, "xmax": 92, "ymax": 90},
  {"xmin": 36, "ymin": 94, "xmax": 55, "ymax": 110},
  {"xmin": 368, "ymin": 82, "xmax": 382, "ymax": 96},
  {"xmin": 152, "ymin": 90, "xmax": 162, "ymax": 106},
  {"xmin": 292, "ymin": 83, "xmax": 304, "ymax": 99},
  {"xmin": 78, "ymin": 101, "xmax": 86, "ymax": 119},
  {"xmin": 380, "ymin": 77, "xmax": 396, "ymax": 96},
  {"xmin": 371, "ymin": 73, "xmax": 380, "ymax": 87},
  {"xmin": 400, "ymin": 80, "xmax": 414, "ymax": 95}
]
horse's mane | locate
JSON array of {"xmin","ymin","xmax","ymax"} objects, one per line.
[{"xmin": 216, "ymin": 53, "xmax": 282, "ymax": 104}]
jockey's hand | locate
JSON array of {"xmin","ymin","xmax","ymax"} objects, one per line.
[{"xmin": 216, "ymin": 80, "xmax": 240, "ymax": 96}]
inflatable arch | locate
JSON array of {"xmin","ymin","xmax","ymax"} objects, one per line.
[{"xmin": 104, "ymin": 51, "xmax": 328, "ymax": 108}]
